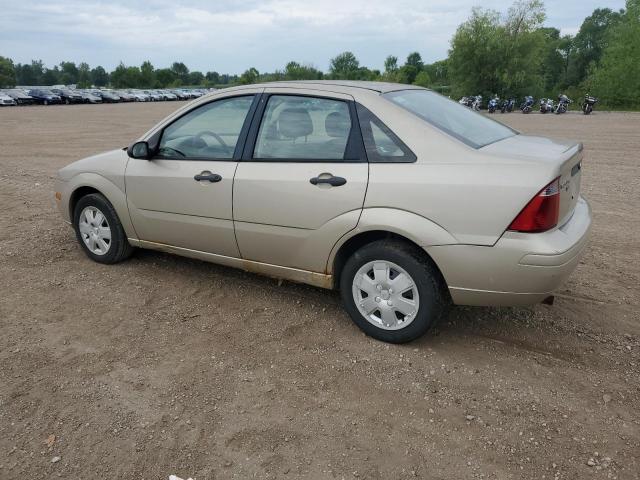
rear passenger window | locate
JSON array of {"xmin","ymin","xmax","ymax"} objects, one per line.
[
  {"xmin": 253, "ymin": 95, "xmax": 352, "ymax": 160},
  {"xmin": 356, "ymin": 104, "xmax": 416, "ymax": 163}
]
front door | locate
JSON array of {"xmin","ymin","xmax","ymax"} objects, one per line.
[
  {"xmin": 233, "ymin": 90, "xmax": 368, "ymax": 272},
  {"xmin": 126, "ymin": 93, "xmax": 258, "ymax": 257}
]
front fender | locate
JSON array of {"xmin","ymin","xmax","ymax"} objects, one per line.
[{"xmin": 59, "ymin": 172, "xmax": 138, "ymax": 240}]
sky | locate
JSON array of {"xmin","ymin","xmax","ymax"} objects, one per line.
[{"xmin": 0, "ymin": 0, "xmax": 626, "ymax": 74}]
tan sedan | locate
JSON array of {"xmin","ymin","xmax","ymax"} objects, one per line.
[{"xmin": 55, "ymin": 81, "xmax": 592, "ymax": 343}]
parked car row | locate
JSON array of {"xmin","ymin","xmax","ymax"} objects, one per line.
[{"xmin": 0, "ymin": 87, "xmax": 213, "ymax": 106}]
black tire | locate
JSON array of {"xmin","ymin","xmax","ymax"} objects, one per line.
[
  {"xmin": 339, "ymin": 240, "xmax": 450, "ymax": 343},
  {"xmin": 73, "ymin": 193, "xmax": 134, "ymax": 264}
]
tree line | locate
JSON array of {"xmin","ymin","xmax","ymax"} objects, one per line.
[{"xmin": 0, "ymin": 0, "xmax": 637, "ymax": 108}]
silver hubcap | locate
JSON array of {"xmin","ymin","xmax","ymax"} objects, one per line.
[
  {"xmin": 78, "ymin": 206, "xmax": 111, "ymax": 255},
  {"xmin": 352, "ymin": 260, "xmax": 420, "ymax": 330}
]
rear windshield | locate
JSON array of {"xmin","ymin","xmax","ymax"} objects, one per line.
[{"xmin": 384, "ymin": 90, "xmax": 517, "ymax": 149}]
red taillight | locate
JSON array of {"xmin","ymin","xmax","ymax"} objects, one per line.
[{"xmin": 508, "ymin": 178, "xmax": 560, "ymax": 233}]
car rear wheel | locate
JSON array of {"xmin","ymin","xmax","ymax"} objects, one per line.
[
  {"xmin": 73, "ymin": 193, "xmax": 133, "ymax": 264},
  {"xmin": 340, "ymin": 240, "xmax": 449, "ymax": 343}
]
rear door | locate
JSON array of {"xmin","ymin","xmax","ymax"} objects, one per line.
[
  {"xmin": 233, "ymin": 89, "xmax": 368, "ymax": 272},
  {"xmin": 125, "ymin": 92, "xmax": 260, "ymax": 257}
]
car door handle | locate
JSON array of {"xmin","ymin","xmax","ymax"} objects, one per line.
[
  {"xmin": 309, "ymin": 175, "xmax": 347, "ymax": 187},
  {"xmin": 194, "ymin": 171, "xmax": 222, "ymax": 183}
]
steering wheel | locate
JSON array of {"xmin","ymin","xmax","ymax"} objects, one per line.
[{"xmin": 193, "ymin": 130, "xmax": 229, "ymax": 151}]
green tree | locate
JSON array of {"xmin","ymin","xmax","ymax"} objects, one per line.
[
  {"xmin": 589, "ymin": 0, "xmax": 640, "ymax": 108},
  {"xmin": 555, "ymin": 34, "xmax": 575, "ymax": 88},
  {"xmin": 140, "ymin": 60, "xmax": 155, "ymax": 87},
  {"xmin": 537, "ymin": 28, "xmax": 564, "ymax": 92},
  {"xmin": 501, "ymin": 0, "xmax": 546, "ymax": 96},
  {"xmin": 219, "ymin": 74, "xmax": 234, "ymax": 85},
  {"xmin": 423, "ymin": 59, "xmax": 449, "ymax": 86},
  {"xmin": 188, "ymin": 71, "xmax": 205, "ymax": 85},
  {"xmin": 239, "ymin": 67, "xmax": 259, "ymax": 85},
  {"xmin": 413, "ymin": 71, "xmax": 431, "ymax": 88},
  {"xmin": 171, "ymin": 62, "xmax": 189, "ymax": 84},
  {"xmin": 398, "ymin": 52, "xmax": 424, "ymax": 84},
  {"xmin": 90, "ymin": 66, "xmax": 109, "ymax": 87},
  {"xmin": 0, "ymin": 56, "xmax": 16, "ymax": 87},
  {"xmin": 206, "ymin": 71, "xmax": 220, "ymax": 84},
  {"xmin": 15, "ymin": 60, "xmax": 44, "ymax": 85},
  {"xmin": 449, "ymin": 0, "xmax": 546, "ymax": 98},
  {"xmin": 284, "ymin": 61, "xmax": 323, "ymax": 80},
  {"xmin": 59, "ymin": 61, "xmax": 79, "ymax": 85},
  {"xmin": 155, "ymin": 68, "xmax": 176, "ymax": 87},
  {"xmin": 449, "ymin": 7, "xmax": 503, "ymax": 96},
  {"xmin": 77, "ymin": 62, "xmax": 91, "ymax": 88},
  {"xmin": 329, "ymin": 51, "xmax": 360, "ymax": 79},
  {"xmin": 568, "ymin": 8, "xmax": 624, "ymax": 86},
  {"xmin": 42, "ymin": 66, "xmax": 60, "ymax": 85},
  {"xmin": 384, "ymin": 55, "xmax": 398, "ymax": 75},
  {"xmin": 406, "ymin": 52, "xmax": 423, "ymax": 69},
  {"xmin": 110, "ymin": 62, "xmax": 142, "ymax": 88}
]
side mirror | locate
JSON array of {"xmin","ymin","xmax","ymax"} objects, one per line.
[{"xmin": 127, "ymin": 141, "xmax": 151, "ymax": 159}]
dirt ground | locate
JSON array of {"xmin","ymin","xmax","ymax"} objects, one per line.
[{"xmin": 0, "ymin": 102, "xmax": 638, "ymax": 480}]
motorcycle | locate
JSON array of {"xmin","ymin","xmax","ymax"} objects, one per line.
[
  {"xmin": 500, "ymin": 98, "xmax": 515, "ymax": 113},
  {"xmin": 487, "ymin": 96, "xmax": 499, "ymax": 113},
  {"xmin": 459, "ymin": 96, "xmax": 474, "ymax": 108},
  {"xmin": 520, "ymin": 96, "xmax": 534, "ymax": 114},
  {"xmin": 555, "ymin": 94, "xmax": 572, "ymax": 114},
  {"xmin": 582, "ymin": 94, "xmax": 598, "ymax": 115},
  {"xmin": 539, "ymin": 98, "xmax": 554, "ymax": 114},
  {"xmin": 471, "ymin": 95, "xmax": 482, "ymax": 111}
]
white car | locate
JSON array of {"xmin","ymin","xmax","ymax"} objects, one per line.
[
  {"xmin": 142, "ymin": 90, "xmax": 163, "ymax": 101},
  {"xmin": 0, "ymin": 92, "xmax": 18, "ymax": 106},
  {"xmin": 171, "ymin": 90, "xmax": 191, "ymax": 100},
  {"xmin": 158, "ymin": 90, "xmax": 178, "ymax": 101},
  {"xmin": 127, "ymin": 90, "xmax": 150, "ymax": 102},
  {"xmin": 78, "ymin": 90, "xmax": 103, "ymax": 104}
]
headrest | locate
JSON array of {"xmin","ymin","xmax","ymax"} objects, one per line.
[
  {"xmin": 325, "ymin": 111, "xmax": 351, "ymax": 138},
  {"xmin": 277, "ymin": 108, "xmax": 313, "ymax": 139}
]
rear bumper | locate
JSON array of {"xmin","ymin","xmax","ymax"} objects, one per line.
[{"xmin": 426, "ymin": 196, "xmax": 592, "ymax": 306}]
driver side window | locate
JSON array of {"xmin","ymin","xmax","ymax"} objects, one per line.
[{"xmin": 157, "ymin": 95, "xmax": 254, "ymax": 160}]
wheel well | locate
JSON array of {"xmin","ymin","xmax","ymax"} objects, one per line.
[
  {"xmin": 331, "ymin": 230, "xmax": 448, "ymax": 290},
  {"xmin": 69, "ymin": 186, "xmax": 101, "ymax": 220}
]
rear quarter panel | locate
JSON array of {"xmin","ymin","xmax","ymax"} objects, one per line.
[{"xmin": 353, "ymin": 91, "xmax": 562, "ymax": 245}]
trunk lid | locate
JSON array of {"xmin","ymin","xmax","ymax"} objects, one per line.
[{"xmin": 481, "ymin": 134, "xmax": 583, "ymax": 227}]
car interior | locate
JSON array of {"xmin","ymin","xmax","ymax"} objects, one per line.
[
  {"xmin": 157, "ymin": 95, "xmax": 352, "ymax": 161},
  {"xmin": 254, "ymin": 96, "xmax": 351, "ymax": 160}
]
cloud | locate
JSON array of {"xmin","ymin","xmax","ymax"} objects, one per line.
[{"xmin": 0, "ymin": 0, "xmax": 626, "ymax": 73}]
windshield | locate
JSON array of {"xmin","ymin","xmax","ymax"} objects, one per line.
[{"xmin": 384, "ymin": 90, "xmax": 517, "ymax": 149}]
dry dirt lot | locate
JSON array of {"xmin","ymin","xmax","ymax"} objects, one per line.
[{"xmin": 0, "ymin": 103, "xmax": 638, "ymax": 480}]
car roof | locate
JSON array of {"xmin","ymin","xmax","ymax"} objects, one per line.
[
  {"xmin": 217, "ymin": 80, "xmax": 426, "ymax": 96},
  {"xmin": 265, "ymin": 80, "xmax": 425, "ymax": 93}
]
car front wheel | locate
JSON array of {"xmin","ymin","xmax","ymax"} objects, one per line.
[
  {"xmin": 73, "ymin": 193, "xmax": 133, "ymax": 264},
  {"xmin": 340, "ymin": 240, "xmax": 449, "ymax": 343}
]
